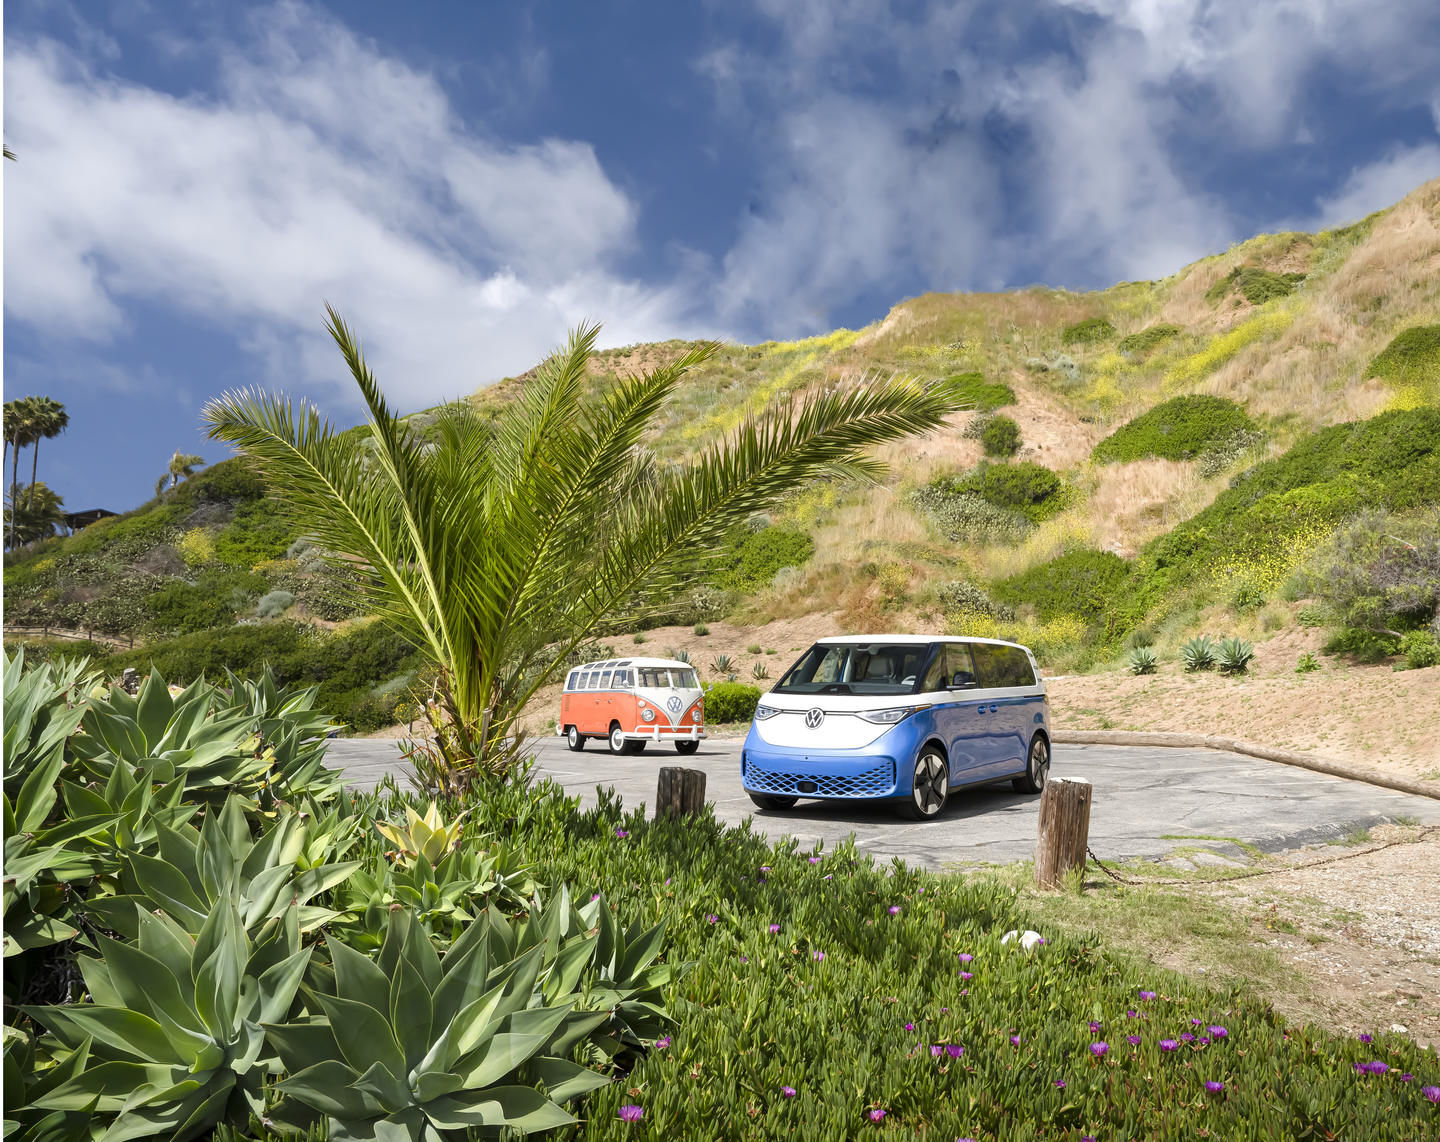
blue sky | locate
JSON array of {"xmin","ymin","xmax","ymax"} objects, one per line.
[{"xmin": 5, "ymin": 0, "xmax": 1440, "ymax": 514}]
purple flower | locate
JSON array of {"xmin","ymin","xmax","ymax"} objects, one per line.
[
  {"xmin": 738, "ymin": 955, "xmax": 749, "ymax": 963},
  {"xmin": 1400, "ymin": 1073, "xmax": 1413, "ymax": 1082},
  {"xmin": 706, "ymin": 914, "xmax": 718, "ymax": 924},
  {"xmin": 1126, "ymin": 1009, "xmax": 1138, "ymax": 1019},
  {"xmin": 888, "ymin": 905, "xmax": 901, "ymax": 915},
  {"xmin": 615, "ymin": 828, "xmax": 629, "ymax": 839},
  {"xmin": 1364, "ymin": 1061, "xmax": 1389, "ymax": 1075},
  {"xmin": 1205, "ymin": 1081, "xmax": 1225, "ymax": 1094},
  {"xmin": 1054, "ymin": 1080, "xmax": 1066, "ymax": 1089},
  {"xmin": 1082, "ymin": 1137, "xmax": 1097, "ymax": 1142},
  {"xmin": 1127, "ymin": 1035, "xmax": 1141, "ymax": 1046},
  {"xmin": 1090, "ymin": 1042, "xmax": 1109, "ymax": 1058},
  {"xmin": 1358, "ymin": 1033, "xmax": 1373, "ymax": 1043},
  {"xmin": 1191, "ymin": 1018, "xmax": 1203, "ymax": 1026},
  {"xmin": 904, "ymin": 1022, "xmax": 915, "ymax": 1031},
  {"xmin": 957, "ymin": 952, "xmax": 973, "ymax": 963},
  {"xmin": 769, "ymin": 923, "xmax": 780, "ymax": 933},
  {"xmin": 654, "ymin": 1036, "xmax": 672, "ymax": 1049},
  {"xmin": 618, "ymin": 1104, "xmax": 644, "ymax": 1122},
  {"xmin": 812, "ymin": 950, "xmax": 825, "ymax": 961},
  {"xmin": 1180, "ymin": 1033, "xmax": 1196, "ymax": 1043},
  {"xmin": 1160, "ymin": 1039, "xmax": 1179, "ymax": 1052},
  {"xmin": 823, "ymin": 873, "xmax": 833, "ymax": 881},
  {"xmin": 1010, "ymin": 1035, "xmax": 1021, "ymax": 1046},
  {"xmin": 1353, "ymin": 1063, "xmax": 1368, "ymax": 1074},
  {"xmin": 931, "ymin": 1045, "xmax": 944, "ymax": 1057},
  {"xmin": 760, "ymin": 865, "xmax": 771, "ymax": 873},
  {"xmin": 591, "ymin": 893, "xmax": 601, "ymax": 901},
  {"xmin": 946, "ymin": 1045, "xmax": 963, "ymax": 1058},
  {"xmin": 1208, "ymin": 1026, "xmax": 1227, "ymax": 1039},
  {"xmin": 959, "ymin": 971, "xmax": 973, "ymax": 981},
  {"xmin": 1198, "ymin": 1037, "xmax": 1210, "ymax": 1046},
  {"xmin": 1139, "ymin": 990, "xmax": 1156, "ymax": 1000},
  {"xmin": 808, "ymin": 856, "xmax": 822, "ymax": 864},
  {"xmin": 1089, "ymin": 1020, "xmax": 1101, "ymax": 1033},
  {"xmin": 1421, "ymin": 1085, "xmax": 1440, "ymax": 1104},
  {"xmin": 868, "ymin": 1108, "xmax": 887, "ymax": 1122},
  {"xmin": 781, "ymin": 1085, "xmax": 796, "ymax": 1098}
]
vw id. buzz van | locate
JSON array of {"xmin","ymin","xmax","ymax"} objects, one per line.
[
  {"xmin": 558, "ymin": 657, "xmax": 705, "ymax": 756},
  {"xmin": 741, "ymin": 636, "xmax": 1050, "ymax": 819}
]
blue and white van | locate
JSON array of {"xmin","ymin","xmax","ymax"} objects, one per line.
[{"xmin": 740, "ymin": 635, "xmax": 1050, "ymax": 819}]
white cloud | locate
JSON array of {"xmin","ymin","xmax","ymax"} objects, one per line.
[
  {"xmin": 1311, "ymin": 143, "xmax": 1440, "ymax": 228},
  {"xmin": 3, "ymin": 3, "xmax": 708, "ymax": 410}
]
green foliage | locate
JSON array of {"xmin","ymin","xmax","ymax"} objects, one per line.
[
  {"xmin": 945, "ymin": 372, "xmax": 1016, "ymax": 411},
  {"xmin": 1367, "ymin": 324, "xmax": 1440, "ymax": 403},
  {"xmin": 994, "ymin": 549, "xmax": 1129, "ymax": 622},
  {"xmin": 1181, "ymin": 635, "xmax": 1217, "ymax": 672},
  {"xmin": 1399, "ymin": 630, "xmax": 1440, "ymax": 670},
  {"xmin": 1092, "ymin": 395, "xmax": 1258, "ymax": 464},
  {"xmin": 1061, "ymin": 317, "xmax": 1115, "ymax": 345},
  {"xmin": 1295, "ymin": 652, "xmax": 1321, "ymax": 674},
  {"xmin": 935, "ymin": 580, "xmax": 1014, "ymax": 620},
  {"xmin": 1293, "ymin": 508, "xmax": 1440, "ymax": 638},
  {"xmin": 1230, "ymin": 583, "xmax": 1267, "ymax": 614},
  {"xmin": 1117, "ymin": 324, "xmax": 1180, "ymax": 356},
  {"xmin": 703, "ymin": 681, "xmax": 761, "ymax": 723},
  {"xmin": 714, "ymin": 525, "xmax": 814, "ymax": 593},
  {"xmin": 910, "ymin": 486, "xmax": 1030, "ymax": 545},
  {"xmin": 1205, "ymin": 265, "xmax": 1305, "ymax": 305},
  {"xmin": 929, "ymin": 462, "xmax": 1066, "ymax": 525},
  {"xmin": 751, "ymin": 661, "xmax": 770, "ymax": 681},
  {"xmin": 146, "ymin": 569, "xmax": 267, "ymax": 635},
  {"xmin": 979, "ymin": 414, "xmax": 1021, "ymax": 458},
  {"xmin": 255, "ymin": 590, "xmax": 294, "ymax": 619},
  {"xmin": 1295, "ymin": 604, "xmax": 1330, "ymax": 628},
  {"xmin": 1323, "ymin": 627, "xmax": 1400, "ymax": 663},
  {"xmin": 693, "ymin": 622, "xmax": 710, "ymax": 637},
  {"xmin": 1128, "ymin": 646, "xmax": 1158, "ymax": 675},
  {"xmin": 1126, "ymin": 628, "xmax": 1155, "ymax": 649},
  {"xmin": 213, "ymin": 501, "xmax": 296, "ymax": 567},
  {"xmin": 709, "ymin": 653, "xmax": 735, "ymax": 679},
  {"xmin": 1217, "ymin": 636, "xmax": 1255, "ymax": 675}
]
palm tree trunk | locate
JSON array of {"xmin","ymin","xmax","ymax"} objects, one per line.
[
  {"xmin": 8, "ymin": 438, "xmax": 19, "ymax": 550},
  {"xmin": 28, "ymin": 437, "xmax": 39, "ymax": 513}
]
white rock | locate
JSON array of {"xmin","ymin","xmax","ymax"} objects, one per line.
[{"xmin": 1391, "ymin": 1024, "xmax": 1409, "ymax": 1034}]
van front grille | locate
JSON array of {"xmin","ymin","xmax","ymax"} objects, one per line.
[{"xmin": 743, "ymin": 759, "xmax": 895, "ymax": 799}]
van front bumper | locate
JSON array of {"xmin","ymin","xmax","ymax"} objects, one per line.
[{"xmin": 741, "ymin": 739, "xmax": 901, "ymax": 799}]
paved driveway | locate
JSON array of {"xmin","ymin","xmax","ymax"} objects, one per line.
[{"xmin": 326, "ymin": 736, "xmax": 1440, "ymax": 870}]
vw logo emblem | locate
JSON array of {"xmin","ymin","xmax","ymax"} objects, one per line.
[
  {"xmin": 805, "ymin": 708, "xmax": 824, "ymax": 729},
  {"xmin": 666, "ymin": 696, "xmax": 683, "ymax": 714}
]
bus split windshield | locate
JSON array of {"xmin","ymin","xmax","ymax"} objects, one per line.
[
  {"xmin": 638, "ymin": 667, "xmax": 699, "ymax": 689},
  {"xmin": 774, "ymin": 642, "xmax": 931, "ymax": 696}
]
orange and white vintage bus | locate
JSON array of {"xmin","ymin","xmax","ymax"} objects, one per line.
[{"xmin": 558, "ymin": 657, "xmax": 705, "ymax": 755}]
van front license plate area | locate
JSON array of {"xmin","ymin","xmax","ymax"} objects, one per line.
[{"xmin": 742, "ymin": 755, "xmax": 896, "ymax": 799}]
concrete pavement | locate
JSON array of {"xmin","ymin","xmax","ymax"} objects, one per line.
[{"xmin": 325, "ymin": 735, "xmax": 1440, "ymax": 870}]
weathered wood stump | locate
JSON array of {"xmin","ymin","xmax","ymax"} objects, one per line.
[
  {"xmin": 656, "ymin": 767, "xmax": 707, "ymax": 820},
  {"xmin": 1034, "ymin": 777, "xmax": 1092, "ymax": 890}
]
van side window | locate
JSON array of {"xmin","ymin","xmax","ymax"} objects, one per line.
[
  {"xmin": 599, "ymin": 670, "xmax": 614, "ymax": 689},
  {"xmin": 584, "ymin": 672, "xmax": 599, "ymax": 689},
  {"xmin": 566, "ymin": 670, "xmax": 579, "ymax": 691},
  {"xmin": 970, "ymin": 644, "xmax": 1034, "ymax": 687},
  {"xmin": 614, "ymin": 669, "xmax": 631, "ymax": 688},
  {"xmin": 947, "ymin": 643, "xmax": 977, "ymax": 688},
  {"xmin": 921, "ymin": 646, "xmax": 949, "ymax": 692},
  {"xmin": 999, "ymin": 646, "xmax": 1036, "ymax": 686}
]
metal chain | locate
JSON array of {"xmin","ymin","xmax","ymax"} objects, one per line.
[{"xmin": 1086, "ymin": 825, "xmax": 1440, "ymax": 887}]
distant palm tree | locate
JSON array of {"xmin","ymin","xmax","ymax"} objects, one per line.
[
  {"xmin": 206, "ymin": 308, "xmax": 969, "ymax": 784},
  {"xmin": 4, "ymin": 398, "xmax": 40, "ymax": 550},
  {"xmin": 5, "ymin": 481, "xmax": 65, "ymax": 546},
  {"xmin": 25, "ymin": 397, "xmax": 69, "ymax": 514},
  {"xmin": 156, "ymin": 451, "xmax": 205, "ymax": 497}
]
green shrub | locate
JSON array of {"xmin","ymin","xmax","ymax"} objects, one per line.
[
  {"xmin": 910, "ymin": 487, "xmax": 1031, "ymax": 544},
  {"xmin": 1093, "ymin": 395, "xmax": 1258, "ymax": 464},
  {"xmin": 172, "ymin": 456, "xmax": 267, "ymax": 505},
  {"xmin": 1217, "ymin": 636, "xmax": 1255, "ymax": 675},
  {"xmin": 1367, "ymin": 323, "xmax": 1440, "ymax": 402},
  {"xmin": 1295, "ymin": 652, "xmax": 1321, "ymax": 674},
  {"xmin": 212, "ymin": 500, "xmax": 296, "ymax": 566},
  {"xmin": 945, "ymin": 372, "xmax": 1016, "ymax": 411},
  {"xmin": 1128, "ymin": 646, "xmax": 1157, "ymax": 675},
  {"xmin": 714, "ymin": 525, "xmax": 814, "ymax": 593},
  {"xmin": 994, "ymin": 549, "xmax": 1129, "ymax": 622},
  {"xmin": 1126, "ymin": 628, "xmax": 1155, "ymax": 649},
  {"xmin": 746, "ymin": 643, "xmax": 763, "ymax": 654},
  {"xmin": 933, "ymin": 462, "xmax": 1065, "ymax": 524},
  {"xmin": 1399, "ymin": 630, "xmax": 1440, "ymax": 670},
  {"xmin": 1204, "ymin": 265, "xmax": 1305, "ymax": 305},
  {"xmin": 255, "ymin": 589, "xmax": 295, "ymax": 618},
  {"xmin": 1061, "ymin": 317, "xmax": 1115, "ymax": 345},
  {"xmin": 1322, "ymin": 627, "xmax": 1400, "ymax": 664},
  {"xmin": 980, "ymin": 415, "xmax": 1021, "ymax": 458},
  {"xmin": 1117, "ymin": 324, "xmax": 1180, "ymax": 355},
  {"xmin": 694, "ymin": 622, "xmax": 710, "ymax": 636},
  {"xmin": 1230, "ymin": 583, "xmax": 1266, "ymax": 614},
  {"xmin": 703, "ymin": 680, "xmax": 761, "ymax": 723},
  {"xmin": 1181, "ymin": 635, "xmax": 1217, "ymax": 671},
  {"xmin": 936, "ymin": 580, "xmax": 1014, "ymax": 620}
]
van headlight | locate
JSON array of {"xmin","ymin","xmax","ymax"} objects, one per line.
[
  {"xmin": 642, "ymin": 708, "xmax": 656, "ymax": 722},
  {"xmin": 754, "ymin": 704, "xmax": 781, "ymax": 720},
  {"xmin": 858, "ymin": 706, "xmax": 921, "ymax": 725}
]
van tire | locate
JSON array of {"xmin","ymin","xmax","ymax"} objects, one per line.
[
  {"xmin": 1013, "ymin": 735, "xmax": 1049, "ymax": 794},
  {"xmin": 897, "ymin": 747, "xmax": 949, "ymax": 820},
  {"xmin": 624, "ymin": 740, "xmax": 646, "ymax": 755},
  {"xmin": 566, "ymin": 725, "xmax": 585, "ymax": 751},
  {"xmin": 674, "ymin": 740, "xmax": 700, "ymax": 755},
  {"xmin": 748, "ymin": 792, "xmax": 797, "ymax": 810},
  {"xmin": 608, "ymin": 723, "xmax": 628, "ymax": 755}
]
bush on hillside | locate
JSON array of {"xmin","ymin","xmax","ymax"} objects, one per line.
[
  {"xmin": 1367, "ymin": 324, "xmax": 1440, "ymax": 402},
  {"xmin": 1117, "ymin": 324, "xmax": 1181, "ymax": 356},
  {"xmin": 212, "ymin": 500, "xmax": 296, "ymax": 566},
  {"xmin": 1092, "ymin": 395, "xmax": 1258, "ymax": 464},
  {"xmin": 994, "ymin": 548, "xmax": 1130, "ymax": 622},
  {"xmin": 1293, "ymin": 507, "xmax": 1440, "ymax": 637},
  {"xmin": 935, "ymin": 580, "xmax": 1015, "ymax": 620},
  {"xmin": 934, "ymin": 462, "xmax": 1067, "ymax": 524},
  {"xmin": 1060, "ymin": 317, "xmax": 1115, "ymax": 346},
  {"xmin": 714, "ymin": 524, "xmax": 814, "ymax": 593},
  {"xmin": 1204, "ymin": 265, "xmax": 1305, "ymax": 305},
  {"xmin": 910, "ymin": 487, "xmax": 1031, "ymax": 544},
  {"xmin": 980, "ymin": 415, "xmax": 1021, "ymax": 458},
  {"xmin": 946, "ymin": 372, "xmax": 1016, "ymax": 412},
  {"xmin": 145, "ymin": 568, "xmax": 269, "ymax": 636},
  {"xmin": 703, "ymin": 680, "xmax": 762, "ymax": 723}
]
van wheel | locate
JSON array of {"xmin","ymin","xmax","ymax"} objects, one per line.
[
  {"xmin": 624, "ymin": 740, "xmax": 647, "ymax": 755},
  {"xmin": 897, "ymin": 747, "xmax": 949, "ymax": 820},
  {"xmin": 566, "ymin": 725, "xmax": 585, "ymax": 751},
  {"xmin": 674, "ymin": 740, "xmax": 700, "ymax": 755},
  {"xmin": 749, "ymin": 792, "xmax": 797, "ymax": 810},
  {"xmin": 608, "ymin": 723, "xmax": 628, "ymax": 755},
  {"xmin": 1013, "ymin": 735, "xmax": 1049, "ymax": 794}
]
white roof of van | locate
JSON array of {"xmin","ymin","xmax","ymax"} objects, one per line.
[
  {"xmin": 814, "ymin": 634, "xmax": 1028, "ymax": 650},
  {"xmin": 569, "ymin": 657, "xmax": 696, "ymax": 671}
]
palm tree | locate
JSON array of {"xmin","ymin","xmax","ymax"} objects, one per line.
[
  {"xmin": 25, "ymin": 397, "xmax": 69, "ymax": 514},
  {"xmin": 205, "ymin": 308, "xmax": 970, "ymax": 785},
  {"xmin": 155, "ymin": 450, "xmax": 205, "ymax": 497},
  {"xmin": 4, "ymin": 398, "xmax": 40, "ymax": 550},
  {"xmin": 5, "ymin": 481, "xmax": 65, "ymax": 546}
]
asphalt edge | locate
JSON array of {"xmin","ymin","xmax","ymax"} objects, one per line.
[{"xmin": 1052, "ymin": 729, "xmax": 1440, "ymax": 802}]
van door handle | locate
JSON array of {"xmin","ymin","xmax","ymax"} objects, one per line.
[{"xmin": 988, "ymin": 704, "xmax": 998, "ymax": 713}]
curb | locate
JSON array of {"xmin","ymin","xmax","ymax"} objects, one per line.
[{"xmin": 1052, "ymin": 729, "xmax": 1440, "ymax": 802}]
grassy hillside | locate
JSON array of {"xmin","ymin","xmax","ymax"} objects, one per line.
[{"xmin": 7, "ymin": 178, "xmax": 1440, "ymax": 715}]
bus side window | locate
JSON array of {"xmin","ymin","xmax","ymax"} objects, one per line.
[
  {"xmin": 614, "ymin": 669, "xmax": 631, "ymax": 688},
  {"xmin": 584, "ymin": 672, "xmax": 599, "ymax": 690},
  {"xmin": 599, "ymin": 670, "xmax": 614, "ymax": 689},
  {"xmin": 566, "ymin": 671, "xmax": 579, "ymax": 691}
]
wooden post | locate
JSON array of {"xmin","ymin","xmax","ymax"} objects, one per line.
[
  {"xmin": 1034, "ymin": 777, "xmax": 1092, "ymax": 890},
  {"xmin": 656, "ymin": 767, "xmax": 707, "ymax": 820}
]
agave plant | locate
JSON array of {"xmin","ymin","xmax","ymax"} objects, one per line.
[
  {"xmin": 215, "ymin": 666, "xmax": 346, "ymax": 807},
  {"xmin": 377, "ymin": 801, "xmax": 468, "ymax": 864},
  {"xmin": 1127, "ymin": 647, "xmax": 1158, "ymax": 676},
  {"xmin": 751, "ymin": 661, "xmax": 771, "ymax": 681},
  {"xmin": 3, "ymin": 648, "xmax": 93, "ymax": 812},
  {"xmin": 3, "ymin": 1026, "xmax": 95, "ymax": 1142},
  {"xmin": 27, "ymin": 898, "xmax": 311, "ymax": 1141},
  {"xmin": 205, "ymin": 314, "xmax": 968, "ymax": 784},
  {"xmin": 709, "ymin": 653, "xmax": 735, "ymax": 678},
  {"xmin": 1181, "ymin": 635, "xmax": 1217, "ymax": 672},
  {"xmin": 265, "ymin": 905, "xmax": 612, "ymax": 1140},
  {"xmin": 669, "ymin": 648, "xmax": 692, "ymax": 665},
  {"xmin": 1217, "ymin": 636, "xmax": 1255, "ymax": 675}
]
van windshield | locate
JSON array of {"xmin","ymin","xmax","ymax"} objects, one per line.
[
  {"xmin": 638, "ymin": 667, "xmax": 699, "ymax": 689},
  {"xmin": 774, "ymin": 642, "xmax": 932, "ymax": 696}
]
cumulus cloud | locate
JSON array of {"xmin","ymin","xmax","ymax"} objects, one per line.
[
  {"xmin": 3, "ymin": 2, "xmax": 706, "ymax": 409},
  {"xmin": 1311, "ymin": 143, "xmax": 1440, "ymax": 228}
]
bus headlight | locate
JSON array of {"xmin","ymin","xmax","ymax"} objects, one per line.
[{"xmin": 642, "ymin": 708, "xmax": 656, "ymax": 722}]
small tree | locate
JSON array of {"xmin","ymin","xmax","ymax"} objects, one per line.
[
  {"xmin": 156, "ymin": 451, "xmax": 206, "ymax": 497},
  {"xmin": 980, "ymin": 415, "xmax": 1021, "ymax": 457}
]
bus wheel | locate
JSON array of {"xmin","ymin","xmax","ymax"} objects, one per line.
[
  {"xmin": 608, "ymin": 723, "xmax": 628, "ymax": 755},
  {"xmin": 674, "ymin": 740, "xmax": 700, "ymax": 755},
  {"xmin": 748, "ymin": 792, "xmax": 797, "ymax": 810},
  {"xmin": 566, "ymin": 725, "xmax": 585, "ymax": 751},
  {"xmin": 624, "ymin": 740, "xmax": 646, "ymax": 755}
]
